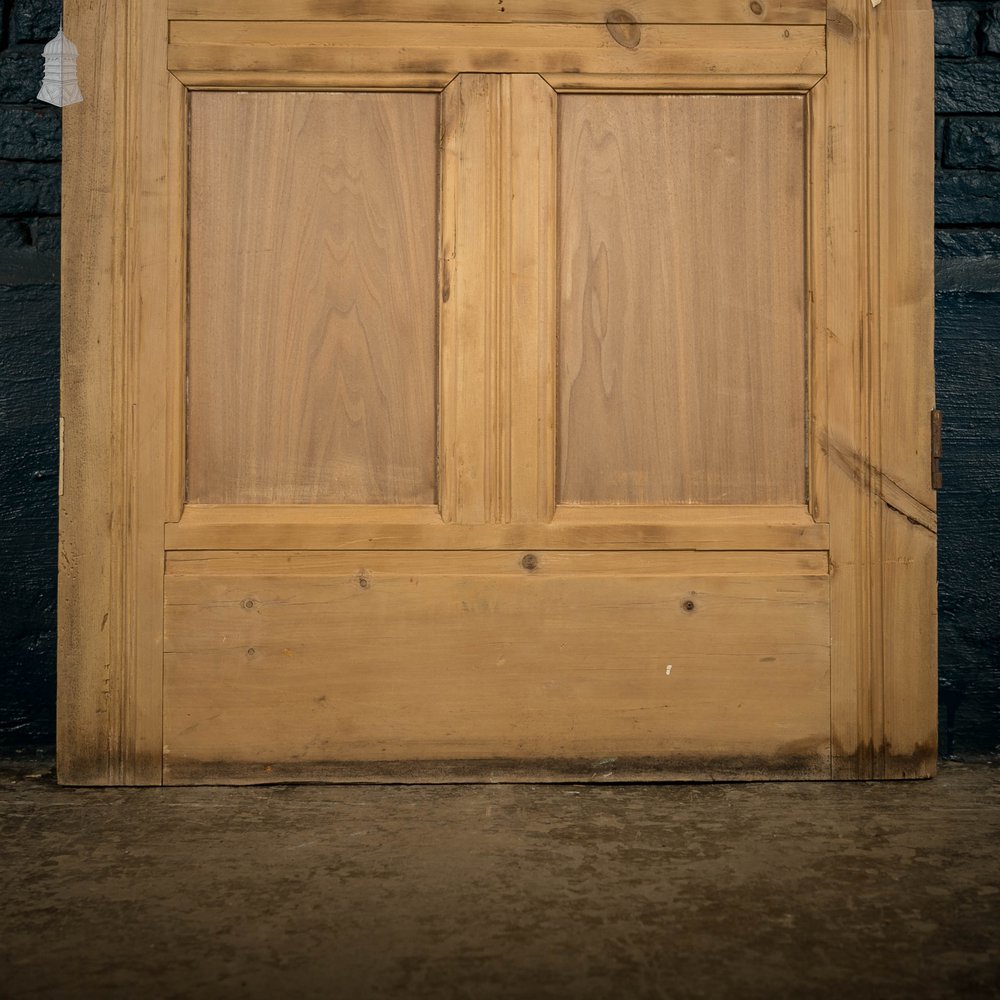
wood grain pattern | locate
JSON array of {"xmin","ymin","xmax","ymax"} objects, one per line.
[
  {"xmin": 59, "ymin": 0, "xmax": 171, "ymax": 785},
  {"xmin": 163, "ymin": 550, "xmax": 831, "ymax": 782},
  {"xmin": 439, "ymin": 74, "xmax": 495, "ymax": 524},
  {"xmin": 169, "ymin": 70, "xmax": 823, "ymax": 94},
  {"xmin": 824, "ymin": 0, "xmax": 877, "ymax": 779},
  {"xmin": 165, "ymin": 74, "xmax": 188, "ymax": 523},
  {"xmin": 170, "ymin": 70, "xmax": 455, "ymax": 91},
  {"xmin": 807, "ymin": 78, "xmax": 829, "ymax": 527},
  {"xmin": 60, "ymin": 1, "xmax": 936, "ymax": 786},
  {"xmin": 875, "ymin": 0, "xmax": 936, "ymax": 777},
  {"xmin": 542, "ymin": 72, "xmax": 823, "ymax": 92},
  {"xmin": 58, "ymin": 0, "xmax": 126, "ymax": 784},
  {"xmin": 165, "ymin": 503, "xmax": 830, "ymax": 550},
  {"xmin": 167, "ymin": 21, "xmax": 826, "ymax": 78},
  {"xmin": 126, "ymin": 0, "xmax": 173, "ymax": 784},
  {"xmin": 439, "ymin": 74, "xmax": 558, "ymax": 525},
  {"xmin": 167, "ymin": 1, "xmax": 828, "ymax": 24},
  {"xmin": 558, "ymin": 94, "xmax": 807, "ymax": 505},
  {"xmin": 509, "ymin": 75, "xmax": 558, "ymax": 524},
  {"xmin": 187, "ymin": 92, "xmax": 439, "ymax": 505}
]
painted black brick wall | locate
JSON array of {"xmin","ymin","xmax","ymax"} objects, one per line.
[
  {"xmin": 0, "ymin": 0, "xmax": 997, "ymax": 756},
  {"xmin": 934, "ymin": 1, "xmax": 1000, "ymax": 755},
  {"xmin": 0, "ymin": 0, "xmax": 61, "ymax": 753}
]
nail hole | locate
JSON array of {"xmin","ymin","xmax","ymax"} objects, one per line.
[{"xmin": 682, "ymin": 600, "xmax": 696, "ymax": 613}]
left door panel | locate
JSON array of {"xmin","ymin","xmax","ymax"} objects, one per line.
[{"xmin": 187, "ymin": 92, "xmax": 441, "ymax": 506}]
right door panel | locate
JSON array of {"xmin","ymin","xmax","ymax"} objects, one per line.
[{"xmin": 558, "ymin": 94, "xmax": 807, "ymax": 506}]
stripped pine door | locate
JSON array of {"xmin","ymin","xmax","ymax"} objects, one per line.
[{"xmin": 59, "ymin": 0, "xmax": 937, "ymax": 784}]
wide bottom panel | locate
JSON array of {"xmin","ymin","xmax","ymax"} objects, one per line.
[{"xmin": 163, "ymin": 551, "xmax": 832, "ymax": 783}]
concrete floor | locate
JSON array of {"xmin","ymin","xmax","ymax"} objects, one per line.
[{"xmin": 1, "ymin": 761, "xmax": 998, "ymax": 1000}]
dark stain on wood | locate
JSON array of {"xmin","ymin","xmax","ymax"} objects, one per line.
[
  {"xmin": 827, "ymin": 7, "xmax": 856, "ymax": 40},
  {"xmin": 832, "ymin": 738, "xmax": 937, "ymax": 780},
  {"xmin": 163, "ymin": 741, "xmax": 831, "ymax": 786}
]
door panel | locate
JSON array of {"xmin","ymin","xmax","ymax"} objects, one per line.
[
  {"xmin": 558, "ymin": 94, "xmax": 807, "ymax": 505},
  {"xmin": 163, "ymin": 550, "xmax": 830, "ymax": 783},
  {"xmin": 60, "ymin": 0, "xmax": 937, "ymax": 786},
  {"xmin": 187, "ymin": 91, "xmax": 439, "ymax": 505}
]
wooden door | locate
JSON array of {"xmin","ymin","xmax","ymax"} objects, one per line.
[{"xmin": 59, "ymin": 0, "xmax": 937, "ymax": 785}]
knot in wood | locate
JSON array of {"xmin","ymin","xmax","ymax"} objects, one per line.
[{"xmin": 605, "ymin": 9, "xmax": 642, "ymax": 49}]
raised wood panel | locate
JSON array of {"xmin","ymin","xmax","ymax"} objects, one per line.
[
  {"xmin": 167, "ymin": 22, "xmax": 826, "ymax": 78},
  {"xmin": 163, "ymin": 551, "xmax": 831, "ymax": 783},
  {"xmin": 558, "ymin": 94, "xmax": 807, "ymax": 505},
  {"xmin": 167, "ymin": 1, "xmax": 828, "ymax": 24},
  {"xmin": 187, "ymin": 91, "xmax": 439, "ymax": 505}
]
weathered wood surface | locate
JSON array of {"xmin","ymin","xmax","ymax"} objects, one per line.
[
  {"xmin": 165, "ymin": 504, "xmax": 831, "ymax": 551},
  {"xmin": 59, "ymin": 0, "xmax": 122, "ymax": 784},
  {"xmin": 875, "ymin": 0, "xmax": 937, "ymax": 777},
  {"xmin": 167, "ymin": 22, "xmax": 827, "ymax": 78},
  {"xmin": 163, "ymin": 551, "xmax": 831, "ymax": 783},
  {"xmin": 59, "ymin": 0, "xmax": 935, "ymax": 786},
  {"xmin": 167, "ymin": 1, "xmax": 828, "ymax": 24}
]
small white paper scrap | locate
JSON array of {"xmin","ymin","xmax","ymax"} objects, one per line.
[{"xmin": 37, "ymin": 29, "xmax": 83, "ymax": 107}]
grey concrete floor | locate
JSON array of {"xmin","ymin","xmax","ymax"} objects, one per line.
[{"xmin": 1, "ymin": 761, "xmax": 998, "ymax": 1000}]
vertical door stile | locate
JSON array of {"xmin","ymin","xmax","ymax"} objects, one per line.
[
  {"xmin": 875, "ymin": 0, "xmax": 937, "ymax": 777},
  {"xmin": 440, "ymin": 73, "xmax": 555, "ymax": 527},
  {"xmin": 439, "ymin": 74, "xmax": 493, "ymax": 525},
  {"xmin": 508, "ymin": 75, "xmax": 558, "ymax": 526},
  {"xmin": 826, "ymin": 0, "xmax": 878, "ymax": 779},
  {"xmin": 58, "ymin": 0, "xmax": 129, "ymax": 785},
  {"xmin": 125, "ymin": 0, "xmax": 170, "ymax": 784}
]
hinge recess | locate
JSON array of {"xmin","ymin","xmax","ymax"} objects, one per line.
[{"xmin": 931, "ymin": 410, "xmax": 943, "ymax": 491}]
